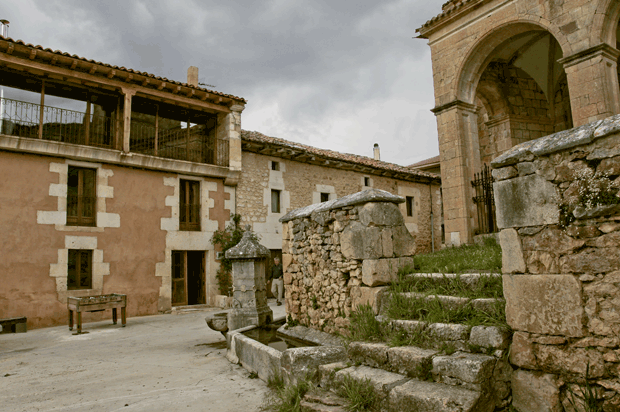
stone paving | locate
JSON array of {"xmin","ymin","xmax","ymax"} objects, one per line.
[{"xmin": 0, "ymin": 301, "xmax": 284, "ymax": 412}]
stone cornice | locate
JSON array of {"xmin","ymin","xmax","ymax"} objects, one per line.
[
  {"xmin": 558, "ymin": 43, "xmax": 620, "ymax": 69},
  {"xmin": 431, "ymin": 100, "xmax": 478, "ymax": 115}
]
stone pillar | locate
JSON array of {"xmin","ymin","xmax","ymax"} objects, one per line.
[
  {"xmin": 225, "ymin": 226, "xmax": 273, "ymax": 331},
  {"xmin": 432, "ymin": 100, "xmax": 479, "ymax": 245},
  {"xmin": 560, "ymin": 43, "xmax": 620, "ymax": 127},
  {"xmin": 217, "ymin": 103, "xmax": 245, "ymax": 186}
]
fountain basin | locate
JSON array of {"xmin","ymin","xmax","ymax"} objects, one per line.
[{"xmin": 205, "ymin": 312, "xmax": 229, "ymax": 335}]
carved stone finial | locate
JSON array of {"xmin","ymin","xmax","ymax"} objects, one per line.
[{"xmin": 225, "ymin": 226, "xmax": 270, "ymax": 259}]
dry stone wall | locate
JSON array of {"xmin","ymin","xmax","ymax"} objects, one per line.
[
  {"xmin": 492, "ymin": 114, "xmax": 620, "ymax": 411},
  {"xmin": 280, "ymin": 189, "xmax": 415, "ymax": 335}
]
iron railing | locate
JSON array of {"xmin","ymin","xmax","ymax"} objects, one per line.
[
  {"xmin": 130, "ymin": 121, "xmax": 228, "ymax": 167},
  {"xmin": 471, "ymin": 163, "xmax": 498, "ymax": 235},
  {"xmin": 0, "ymin": 97, "xmax": 113, "ymax": 149}
]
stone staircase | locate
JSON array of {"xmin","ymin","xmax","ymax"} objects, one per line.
[{"xmin": 301, "ymin": 272, "xmax": 512, "ymax": 412}]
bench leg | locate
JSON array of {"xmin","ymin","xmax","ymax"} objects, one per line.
[
  {"xmin": 113, "ymin": 308, "xmax": 117, "ymax": 325},
  {"xmin": 77, "ymin": 312, "xmax": 82, "ymax": 334},
  {"xmin": 121, "ymin": 307, "xmax": 126, "ymax": 327},
  {"xmin": 68, "ymin": 310, "xmax": 73, "ymax": 331}
]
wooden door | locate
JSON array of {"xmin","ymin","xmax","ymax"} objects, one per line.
[{"xmin": 171, "ymin": 251, "xmax": 187, "ymax": 306}]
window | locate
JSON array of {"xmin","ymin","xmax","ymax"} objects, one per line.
[
  {"xmin": 180, "ymin": 179, "xmax": 201, "ymax": 231},
  {"xmin": 67, "ymin": 166, "xmax": 96, "ymax": 226},
  {"xmin": 67, "ymin": 249, "xmax": 92, "ymax": 290},
  {"xmin": 271, "ymin": 189, "xmax": 281, "ymax": 213},
  {"xmin": 364, "ymin": 177, "xmax": 371, "ymax": 187},
  {"xmin": 406, "ymin": 196, "xmax": 414, "ymax": 217},
  {"xmin": 271, "ymin": 161, "xmax": 280, "ymax": 171},
  {"xmin": 320, "ymin": 192, "xmax": 330, "ymax": 203}
]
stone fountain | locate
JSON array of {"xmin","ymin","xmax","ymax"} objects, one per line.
[{"xmin": 206, "ymin": 226, "xmax": 273, "ymax": 334}]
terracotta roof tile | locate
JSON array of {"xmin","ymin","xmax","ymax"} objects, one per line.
[
  {"xmin": 417, "ymin": 0, "xmax": 482, "ymax": 34},
  {"xmin": 242, "ymin": 130, "xmax": 440, "ymax": 182},
  {"xmin": 408, "ymin": 155, "xmax": 440, "ymax": 168},
  {"xmin": 0, "ymin": 36, "xmax": 246, "ymax": 103}
]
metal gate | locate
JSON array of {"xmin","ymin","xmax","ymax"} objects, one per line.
[{"xmin": 471, "ymin": 163, "xmax": 497, "ymax": 234}]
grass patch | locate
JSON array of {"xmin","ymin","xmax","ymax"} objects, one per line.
[
  {"xmin": 335, "ymin": 375, "xmax": 381, "ymax": 412},
  {"xmin": 391, "ymin": 272, "xmax": 503, "ymax": 299},
  {"xmin": 409, "ymin": 237, "xmax": 501, "ymax": 274},
  {"xmin": 261, "ymin": 377, "xmax": 313, "ymax": 412},
  {"xmin": 348, "ymin": 304, "xmax": 386, "ymax": 342},
  {"xmin": 384, "ymin": 293, "xmax": 507, "ymax": 328}
]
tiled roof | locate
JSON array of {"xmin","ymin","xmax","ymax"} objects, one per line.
[
  {"xmin": 0, "ymin": 36, "xmax": 246, "ymax": 103},
  {"xmin": 417, "ymin": 0, "xmax": 483, "ymax": 34},
  {"xmin": 408, "ymin": 155, "xmax": 440, "ymax": 169},
  {"xmin": 242, "ymin": 130, "xmax": 440, "ymax": 182}
]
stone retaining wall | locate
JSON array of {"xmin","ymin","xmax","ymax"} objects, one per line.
[
  {"xmin": 280, "ymin": 189, "xmax": 415, "ymax": 335},
  {"xmin": 492, "ymin": 114, "xmax": 620, "ymax": 411}
]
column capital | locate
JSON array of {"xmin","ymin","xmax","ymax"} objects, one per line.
[
  {"xmin": 431, "ymin": 99, "xmax": 477, "ymax": 115},
  {"xmin": 230, "ymin": 103, "xmax": 246, "ymax": 113},
  {"xmin": 558, "ymin": 43, "xmax": 620, "ymax": 69},
  {"xmin": 120, "ymin": 87, "xmax": 137, "ymax": 97}
]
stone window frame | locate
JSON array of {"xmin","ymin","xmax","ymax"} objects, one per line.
[
  {"xmin": 362, "ymin": 176, "xmax": 373, "ymax": 189},
  {"xmin": 179, "ymin": 178, "xmax": 201, "ymax": 231},
  {"xmin": 406, "ymin": 196, "xmax": 414, "ymax": 217},
  {"xmin": 66, "ymin": 166, "xmax": 97, "ymax": 227},
  {"xmin": 67, "ymin": 249, "xmax": 93, "ymax": 290},
  {"xmin": 37, "ymin": 159, "xmax": 119, "ymax": 233},
  {"xmin": 271, "ymin": 189, "xmax": 281, "ymax": 213},
  {"xmin": 271, "ymin": 160, "xmax": 280, "ymax": 171},
  {"xmin": 49, "ymin": 235, "xmax": 110, "ymax": 303},
  {"xmin": 312, "ymin": 184, "xmax": 336, "ymax": 204}
]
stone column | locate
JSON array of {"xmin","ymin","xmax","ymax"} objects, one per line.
[
  {"xmin": 560, "ymin": 43, "xmax": 620, "ymax": 126},
  {"xmin": 225, "ymin": 226, "xmax": 273, "ymax": 331},
  {"xmin": 432, "ymin": 100, "xmax": 479, "ymax": 245}
]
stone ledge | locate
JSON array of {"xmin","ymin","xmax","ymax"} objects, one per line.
[
  {"xmin": 279, "ymin": 189, "xmax": 405, "ymax": 222},
  {"xmin": 491, "ymin": 114, "xmax": 620, "ymax": 167},
  {"xmin": 0, "ymin": 134, "xmax": 236, "ymax": 180}
]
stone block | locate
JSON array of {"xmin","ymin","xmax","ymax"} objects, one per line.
[
  {"xmin": 387, "ymin": 346, "xmax": 437, "ymax": 378},
  {"xmin": 282, "ymin": 253, "xmax": 292, "ymax": 272},
  {"xmin": 358, "ymin": 202, "xmax": 404, "ymax": 227},
  {"xmin": 361, "ymin": 257, "xmax": 413, "ymax": 287},
  {"xmin": 340, "ymin": 222, "xmax": 383, "ymax": 260},
  {"xmin": 388, "ymin": 379, "xmax": 487, "ymax": 412},
  {"xmin": 469, "ymin": 326, "xmax": 511, "ymax": 349},
  {"xmin": 318, "ymin": 361, "xmax": 348, "ymax": 389},
  {"xmin": 280, "ymin": 346, "xmax": 347, "ymax": 386},
  {"xmin": 499, "ymin": 228, "xmax": 526, "ymax": 273},
  {"xmin": 351, "ymin": 286, "xmax": 387, "ymax": 314},
  {"xmin": 334, "ymin": 365, "xmax": 409, "ymax": 398},
  {"xmin": 494, "ymin": 175, "xmax": 559, "ymax": 229},
  {"xmin": 428, "ymin": 323, "xmax": 471, "ymax": 341},
  {"xmin": 521, "ymin": 227, "xmax": 585, "ymax": 254},
  {"xmin": 492, "ymin": 166, "xmax": 518, "ymax": 181},
  {"xmin": 559, "ymin": 247, "xmax": 620, "ymax": 273},
  {"xmin": 503, "ymin": 274, "xmax": 584, "ymax": 337},
  {"xmin": 381, "ymin": 228, "xmax": 393, "ymax": 257},
  {"xmin": 432, "ymin": 352, "xmax": 496, "ymax": 384},
  {"xmin": 347, "ymin": 342, "xmax": 389, "ymax": 368},
  {"xmin": 512, "ymin": 369, "xmax": 562, "ymax": 412},
  {"xmin": 510, "ymin": 332, "xmax": 537, "ymax": 369},
  {"xmin": 391, "ymin": 225, "xmax": 416, "ymax": 257}
]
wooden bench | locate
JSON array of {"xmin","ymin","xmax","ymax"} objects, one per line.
[
  {"xmin": 0, "ymin": 317, "xmax": 27, "ymax": 333},
  {"xmin": 67, "ymin": 294, "xmax": 126, "ymax": 334}
]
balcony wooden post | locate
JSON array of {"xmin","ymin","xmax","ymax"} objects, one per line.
[
  {"xmin": 114, "ymin": 98, "xmax": 121, "ymax": 150},
  {"xmin": 38, "ymin": 80, "xmax": 45, "ymax": 139},
  {"xmin": 121, "ymin": 88, "xmax": 135, "ymax": 153},
  {"xmin": 154, "ymin": 104, "xmax": 159, "ymax": 156},
  {"xmin": 84, "ymin": 94, "xmax": 91, "ymax": 145},
  {"xmin": 186, "ymin": 116, "xmax": 190, "ymax": 160}
]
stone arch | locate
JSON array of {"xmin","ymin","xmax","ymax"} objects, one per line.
[
  {"xmin": 592, "ymin": 0, "xmax": 620, "ymax": 47},
  {"xmin": 456, "ymin": 20, "xmax": 570, "ymax": 105}
]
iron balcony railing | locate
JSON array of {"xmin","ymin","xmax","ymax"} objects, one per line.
[
  {"xmin": 0, "ymin": 97, "xmax": 113, "ymax": 149},
  {"xmin": 130, "ymin": 120, "xmax": 229, "ymax": 167},
  {"xmin": 0, "ymin": 97, "xmax": 229, "ymax": 167}
]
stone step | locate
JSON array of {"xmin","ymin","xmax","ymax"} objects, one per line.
[
  {"xmin": 383, "ymin": 319, "xmax": 511, "ymax": 353},
  {"xmin": 347, "ymin": 342, "xmax": 437, "ymax": 379},
  {"xmin": 317, "ymin": 362, "xmax": 493, "ymax": 412},
  {"xmin": 389, "ymin": 378, "xmax": 493, "ymax": 412},
  {"xmin": 432, "ymin": 351, "xmax": 497, "ymax": 387}
]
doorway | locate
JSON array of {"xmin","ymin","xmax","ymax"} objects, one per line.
[
  {"xmin": 266, "ymin": 249, "xmax": 282, "ymax": 299},
  {"xmin": 171, "ymin": 250, "xmax": 206, "ymax": 306}
]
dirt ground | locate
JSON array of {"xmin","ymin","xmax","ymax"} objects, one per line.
[{"xmin": 0, "ymin": 304, "xmax": 284, "ymax": 412}]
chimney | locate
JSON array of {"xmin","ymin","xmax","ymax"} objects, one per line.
[
  {"xmin": 373, "ymin": 143, "xmax": 380, "ymax": 161},
  {"xmin": 0, "ymin": 20, "xmax": 9, "ymax": 38},
  {"xmin": 187, "ymin": 66, "xmax": 199, "ymax": 87}
]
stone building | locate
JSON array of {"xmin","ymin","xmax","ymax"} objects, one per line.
[
  {"xmin": 237, "ymin": 131, "xmax": 442, "ymax": 268},
  {"xmin": 0, "ymin": 36, "xmax": 244, "ymax": 328},
  {"xmin": 418, "ymin": 0, "xmax": 620, "ymax": 245}
]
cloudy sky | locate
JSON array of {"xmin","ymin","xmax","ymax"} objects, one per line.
[{"xmin": 5, "ymin": 0, "xmax": 444, "ymax": 166}]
